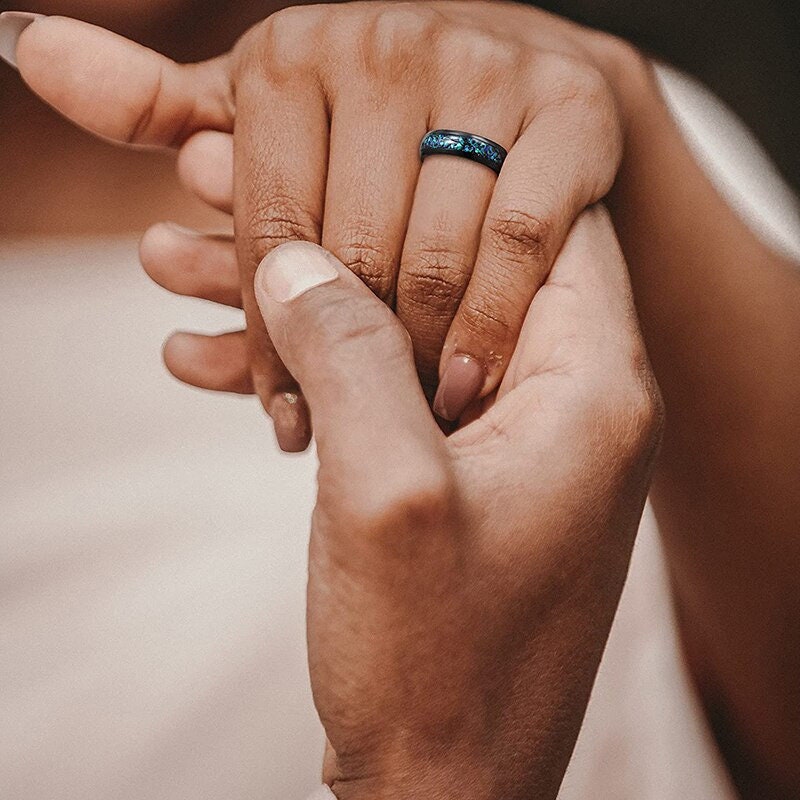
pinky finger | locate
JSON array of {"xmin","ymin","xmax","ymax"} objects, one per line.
[{"xmin": 164, "ymin": 330, "xmax": 253, "ymax": 394}]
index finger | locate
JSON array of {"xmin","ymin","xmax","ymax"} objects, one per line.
[{"xmin": 6, "ymin": 13, "xmax": 233, "ymax": 146}]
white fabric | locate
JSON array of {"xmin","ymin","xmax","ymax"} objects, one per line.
[
  {"xmin": 1, "ymin": 69, "xmax": 797, "ymax": 799},
  {"xmin": 306, "ymin": 787, "xmax": 336, "ymax": 800}
]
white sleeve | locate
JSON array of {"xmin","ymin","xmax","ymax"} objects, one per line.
[{"xmin": 306, "ymin": 786, "xmax": 337, "ymax": 800}]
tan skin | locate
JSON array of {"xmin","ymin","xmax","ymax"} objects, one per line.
[
  {"xmin": 5, "ymin": 1, "xmax": 800, "ymax": 796},
  {"xmin": 2, "ymin": 0, "xmax": 796, "ymax": 236},
  {"xmin": 251, "ymin": 212, "xmax": 662, "ymax": 799}
]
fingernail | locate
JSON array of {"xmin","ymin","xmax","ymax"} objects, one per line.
[
  {"xmin": 162, "ymin": 221, "xmax": 203, "ymax": 238},
  {"xmin": 269, "ymin": 392, "xmax": 312, "ymax": 453},
  {"xmin": 0, "ymin": 12, "xmax": 44, "ymax": 70},
  {"xmin": 256, "ymin": 241, "xmax": 338, "ymax": 304},
  {"xmin": 433, "ymin": 354, "xmax": 485, "ymax": 422}
]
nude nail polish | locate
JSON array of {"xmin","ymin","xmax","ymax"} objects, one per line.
[
  {"xmin": 433, "ymin": 354, "xmax": 485, "ymax": 422},
  {"xmin": 0, "ymin": 12, "xmax": 43, "ymax": 70},
  {"xmin": 269, "ymin": 392, "xmax": 312, "ymax": 453}
]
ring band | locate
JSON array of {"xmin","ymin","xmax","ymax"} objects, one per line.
[{"xmin": 419, "ymin": 129, "xmax": 507, "ymax": 174}]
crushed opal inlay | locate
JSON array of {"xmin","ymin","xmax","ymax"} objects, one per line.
[{"xmin": 420, "ymin": 130, "xmax": 507, "ymax": 174}]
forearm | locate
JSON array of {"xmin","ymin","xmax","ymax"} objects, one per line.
[{"xmin": 608, "ymin": 56, "xmax": 800, "ymax": 797}]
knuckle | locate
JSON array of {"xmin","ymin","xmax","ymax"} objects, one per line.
[
  {"xmin": 626, "ymin": 357, "xmax": 665, "ymax": 451},
  {"xmin": 437, "ymin": 27, "xmax": 523, "ymax": 104},
  {"xmin": 536, "ymin": 53, "xmax": 613, "ymax": 110},
  {"xmin": 336, "ymin": 227, "xmax": 397, "ymax": 301},
  {"xmin": 266, "ymin": 5, "xmax": 318, "ymax": 46},
  {"xmin": 538, "ymin": 64, "xmax": 623, "ymax": 199},
  {"xmin": 370, "ymin": 5, "xmax": 439, "ymax": 61},
  {"xmin": 126, "ymin": 63, "xmax": 167, "ymax": 145},
  {"xmin": 473, "ymin": 59, "xmax": 523, "ymax": 106},
  {"xmin": 569, "ymin": 64, "xmax": 611, "ymax": 106},
  {"xmin": 447, "ymin": 27, "xmax": 522, "ymax": 74},
  {"xmin": 457, "ymin": 294, "xmax": 512, "ymax": 344},
  {"xmin": 599, "ymin": 351, "xmax": 664, "ymax": 455},
  {"xmin": 599, "ymin": 33, "xmax": 653, "ymax": 88},
  {"xmin": 245, "ymin": 192, "xmax": 320, "ymax": 264},
  {"xmin": 486, "ymin": 208, "xmax": 553, "ymax": 266},
  {"xmin": 239, "ymin": 7, "xmax": 323, "ymax": 81},
  {"xmin": 399, "ymin": 244, "xmax": 471, "ymax": 313},
  {"xmin": 338, "ymin": 467, "xmax": 456, "ymax": 543},
  {"xmin": 312, "ymin": 293, "xmax": 410, "ymax": 363},
  {"xmin": 557, "ymin": 63, "xmax": 617, "ymax": 124}
]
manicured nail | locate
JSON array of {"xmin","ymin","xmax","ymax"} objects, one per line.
[
  {"xmin": 0, "ymin": 12, "xmax": 43, "ymax": 70},
  {"xmin": 269, "ymin": 392, "xmax": 311, "ymax": 453},
  {"xmin": 256, "ymin": 241, "xmax": 339, "ymax": 304},
  {"xmin": 433, "ymin": 354, "xmax": 485, "ymax": 422}
]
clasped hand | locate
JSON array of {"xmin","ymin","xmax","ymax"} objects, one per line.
[
  {"xmin": 13, "ymin": 7, "xmax": 661, "ymax": 797},
  {"xmin": 15, "ymin": 2, "xmax": 643, "ymax": 448}
]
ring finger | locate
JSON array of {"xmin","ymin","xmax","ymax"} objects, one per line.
[{"xmin": 397, "ymin": 99, "xmax": 523, "ymax": 401}]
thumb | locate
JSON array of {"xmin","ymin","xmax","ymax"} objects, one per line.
[
  {"xmin": 2, "ymin": 12, "xmax": 233, "ymax": 146},
  {"xmin": 254, "ymin": 242, "xmax": 442, "ymax": 471}
]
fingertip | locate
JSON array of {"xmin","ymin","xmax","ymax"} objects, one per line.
[
  {"xmin": 433, "ymin": 354, "xmax": 486, "ymax": 422},
  {"xmin": 162, "ymin": 330, "xmax": 206, "ymax": 383},
  {"xmin": 140, "ymin": 222, "xmax": 242, "ymax": 307},
  {"xmin": 140, "ymin": 222, "xmax": 191, "ymax": 271},
  {"xmin": 15, "ymin": 16, "xmax": 150, "ymax": 137},
  {"xmin": 14, "ymin": 14, "xmax": 58, "ymax": 74},
  {"xmin": 178, "ymin": 130, "xmax": 234, "ymax": 213},
  {"xmin": 251, "ymin": 372, "xmax": 312, "ymax": 453},
  {"xmin": 0, "ymin": 11, "xmax": 43, "ymax": 70},
  {"xmin": 163, "ymin": 330, "xmax": 253, "ymax": 394},
  {"xmin": 15, "ymin": 16, "xmax": 233, "ymax": 146},
  {"xmin": 565, "ymin": 203, "xmax": 613, "ymax": 248},
  {"xmin": 162, "ymin": 329, "xmax": 195, "ymax": 364},
  {"xmin": 269, "ymin": 392, "xmax": 312, "ymax": 453}
]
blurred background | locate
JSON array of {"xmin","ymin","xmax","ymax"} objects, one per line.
[{"xmin": 0, "ymin": 2, "xmax": 798, "ymax": 799}]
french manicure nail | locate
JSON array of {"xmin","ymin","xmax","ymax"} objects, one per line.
[
  {"xmin": 0, "ymin": 12, "xmax": 44, "ymax": 70},
  {"xmin": 257, "ymin": 241, "xmax": 339, "ymax": 304},
  {"xmin": 433, "ymin": 354, "xmax": 486, "ymax": 422}
]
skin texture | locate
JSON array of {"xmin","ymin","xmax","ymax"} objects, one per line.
[
  {"xmin": 8, "ymin": 4, "xmax": 800, "ymax": 796},
  {"xmin": 253, "ymin": 211, "xmax": 661, "ymax": 799},
  {"xmin": 9, "ymin": 4, "xmax": 634, "ymax": 448}
]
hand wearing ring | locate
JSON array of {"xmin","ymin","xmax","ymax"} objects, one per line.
[{"xmin": 16, "ymin": 3, "xmax": 636, "ymax": 447}]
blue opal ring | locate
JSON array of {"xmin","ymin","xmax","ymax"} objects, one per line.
[{"xmin": 419, "ymin": 130, "xmax": 507, "ymax": 174}]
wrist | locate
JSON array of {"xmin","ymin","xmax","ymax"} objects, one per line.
[
  {"xmin": 327, "ymin": 751, "xmax": 559, "ymax": 800},
  {"xmin": 328, "ymin": 755, "xmax": 496, "ymax": 800}
]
